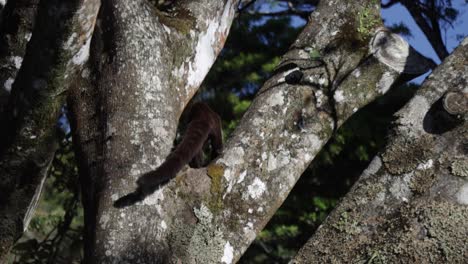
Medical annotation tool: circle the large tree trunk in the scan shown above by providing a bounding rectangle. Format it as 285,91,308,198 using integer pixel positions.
293,38,468,263
0,0,39,113
68,0,239,263
0,0,99,260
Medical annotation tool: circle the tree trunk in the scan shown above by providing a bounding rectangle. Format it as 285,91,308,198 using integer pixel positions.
293,37,467,263
0,0,100,260
67,0,239,263
0,0,39,113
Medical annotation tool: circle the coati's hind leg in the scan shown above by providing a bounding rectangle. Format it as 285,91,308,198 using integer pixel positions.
189,151,204,168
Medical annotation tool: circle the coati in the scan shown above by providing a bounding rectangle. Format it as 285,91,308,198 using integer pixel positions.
113,102,223,208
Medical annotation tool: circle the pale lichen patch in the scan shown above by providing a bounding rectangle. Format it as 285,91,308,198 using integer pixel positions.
389,172,413,201
246,177,267,199
188,204,227,263
252,117,263,127
99,214,111,229
24,32,32,41
318,77,327,86
267,91,285,107
352,68,361,78
334,90,345,102
81,68,90,78
305,134,322,153
362,156,382,179
65,33,77,50
194,203,213,222
267,153,278,171
149,119,169,138
237,170,247,183
376,71,395,94
219,147,245,167
111,194,119,201
221,242,234,264
416,159,433,170
462,37,468,46
450,156,468,177
10,56,23,69
187,1,234,89
243,221,256,241
267,150,291,172
3,78,14,92
456,183,468,205
316,90,324,106
142,188,164,209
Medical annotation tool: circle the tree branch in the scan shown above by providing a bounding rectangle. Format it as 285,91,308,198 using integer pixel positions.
293,37,468,263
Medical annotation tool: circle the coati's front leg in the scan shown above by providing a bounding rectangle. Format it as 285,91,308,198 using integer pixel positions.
113,102,223,208
209,115,223,158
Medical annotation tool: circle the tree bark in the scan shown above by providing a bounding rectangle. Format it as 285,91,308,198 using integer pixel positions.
0,0,39,113
67,0,239,263
2,0,457,262
0,0,100,260
71,0,438,263
293,37,467,263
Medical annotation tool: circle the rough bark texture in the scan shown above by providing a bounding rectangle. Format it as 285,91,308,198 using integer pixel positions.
67,0,239,263
0,0,5,21
0,0,39,113
87,0,437,263
293,38,468,263
0,0,100,260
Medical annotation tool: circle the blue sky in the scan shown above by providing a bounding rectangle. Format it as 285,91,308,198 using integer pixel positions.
382,1,468,62
381,1,468,83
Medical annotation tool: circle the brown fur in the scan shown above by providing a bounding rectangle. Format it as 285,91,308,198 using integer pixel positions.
114,102,222,208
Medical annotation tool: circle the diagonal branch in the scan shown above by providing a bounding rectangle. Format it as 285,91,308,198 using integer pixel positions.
293,37,468,263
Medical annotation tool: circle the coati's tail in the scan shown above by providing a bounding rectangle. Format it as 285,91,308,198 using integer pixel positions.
113,164,176,207
113,189,145,208
113,102,222,208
